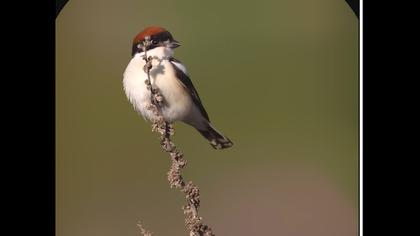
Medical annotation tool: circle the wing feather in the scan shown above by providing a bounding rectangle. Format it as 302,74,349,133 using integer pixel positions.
170,58,210,121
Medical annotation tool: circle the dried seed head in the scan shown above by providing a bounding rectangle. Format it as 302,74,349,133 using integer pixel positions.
140,34,215,236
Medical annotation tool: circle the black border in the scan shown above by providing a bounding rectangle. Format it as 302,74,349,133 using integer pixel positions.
6,1,55,235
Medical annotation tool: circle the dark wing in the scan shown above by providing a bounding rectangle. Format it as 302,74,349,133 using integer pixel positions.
170,58,210,121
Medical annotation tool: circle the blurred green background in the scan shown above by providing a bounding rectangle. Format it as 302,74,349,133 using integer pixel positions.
56,0,358,235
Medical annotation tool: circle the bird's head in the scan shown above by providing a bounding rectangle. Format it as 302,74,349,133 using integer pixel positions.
131,26,180,56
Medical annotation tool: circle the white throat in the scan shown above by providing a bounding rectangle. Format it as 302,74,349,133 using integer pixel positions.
136,46,174,60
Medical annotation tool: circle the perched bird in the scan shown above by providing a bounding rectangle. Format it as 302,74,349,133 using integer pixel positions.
123,26,233,149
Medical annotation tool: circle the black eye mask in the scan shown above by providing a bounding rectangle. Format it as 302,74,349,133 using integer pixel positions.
131,31,174,56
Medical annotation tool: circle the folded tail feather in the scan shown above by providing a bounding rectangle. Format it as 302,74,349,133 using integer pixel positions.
197,124,233,149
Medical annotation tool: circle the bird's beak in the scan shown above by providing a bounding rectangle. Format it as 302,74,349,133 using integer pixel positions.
168,40,181,49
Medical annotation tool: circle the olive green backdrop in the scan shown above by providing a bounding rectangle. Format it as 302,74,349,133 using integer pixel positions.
56,0,358,235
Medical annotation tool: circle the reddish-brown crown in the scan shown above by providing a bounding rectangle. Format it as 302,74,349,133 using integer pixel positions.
133,26,168,45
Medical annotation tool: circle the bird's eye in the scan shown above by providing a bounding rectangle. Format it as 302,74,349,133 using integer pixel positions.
152,40,158,44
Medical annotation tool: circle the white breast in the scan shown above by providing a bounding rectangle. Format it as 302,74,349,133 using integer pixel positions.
123,47,194,123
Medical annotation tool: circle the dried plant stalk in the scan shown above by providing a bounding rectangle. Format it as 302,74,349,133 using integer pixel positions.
137,221,153,236
139,36,215,236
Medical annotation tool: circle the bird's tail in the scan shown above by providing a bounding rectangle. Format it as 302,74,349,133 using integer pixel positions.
197,124,233,150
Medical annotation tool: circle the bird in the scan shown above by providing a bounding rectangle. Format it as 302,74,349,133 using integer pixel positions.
123,26,233,149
